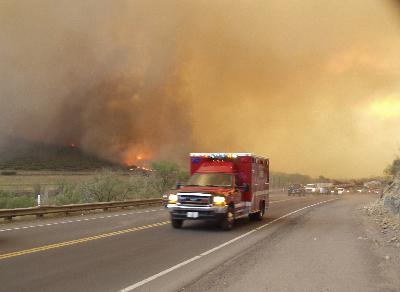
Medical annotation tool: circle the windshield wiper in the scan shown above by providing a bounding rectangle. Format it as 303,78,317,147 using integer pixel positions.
185,184,200,187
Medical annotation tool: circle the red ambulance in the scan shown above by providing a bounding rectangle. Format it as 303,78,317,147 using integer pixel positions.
167,153,269,230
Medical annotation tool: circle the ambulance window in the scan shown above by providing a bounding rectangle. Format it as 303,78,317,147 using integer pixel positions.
235,175,242,186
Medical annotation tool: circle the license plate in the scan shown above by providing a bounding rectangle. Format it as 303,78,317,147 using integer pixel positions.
187,212,199,218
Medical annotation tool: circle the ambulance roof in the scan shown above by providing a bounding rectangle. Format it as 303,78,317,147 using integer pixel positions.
190,153,269,160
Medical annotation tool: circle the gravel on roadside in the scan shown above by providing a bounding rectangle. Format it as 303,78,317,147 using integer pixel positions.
362,199,400,289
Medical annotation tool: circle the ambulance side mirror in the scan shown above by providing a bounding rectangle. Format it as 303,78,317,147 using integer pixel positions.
240,183,249,192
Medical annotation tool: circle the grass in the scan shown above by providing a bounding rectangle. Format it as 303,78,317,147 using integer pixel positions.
0,168,173,208
0,192,36,209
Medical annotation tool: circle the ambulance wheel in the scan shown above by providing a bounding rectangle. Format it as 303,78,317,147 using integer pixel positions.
250,201,265,221
220,206,235,231
172,219,183,229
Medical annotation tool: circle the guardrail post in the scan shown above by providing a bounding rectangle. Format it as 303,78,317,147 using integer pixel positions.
4,216,13,222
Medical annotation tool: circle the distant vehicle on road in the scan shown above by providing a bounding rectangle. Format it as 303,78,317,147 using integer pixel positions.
337,187,345,195
305,183,318,193
287,184,305,196
319,186,331,195
331,187,345,195
356,188,364,193
162,193,169,206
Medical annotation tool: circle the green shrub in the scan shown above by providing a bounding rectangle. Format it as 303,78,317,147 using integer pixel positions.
82,169,134,202
54,181,86,205
150,161,184,195
0,192,36,209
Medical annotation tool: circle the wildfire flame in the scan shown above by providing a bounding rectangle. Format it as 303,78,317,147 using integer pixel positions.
123,147,152,166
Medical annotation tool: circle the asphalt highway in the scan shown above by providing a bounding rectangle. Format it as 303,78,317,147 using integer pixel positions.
0,193,378,292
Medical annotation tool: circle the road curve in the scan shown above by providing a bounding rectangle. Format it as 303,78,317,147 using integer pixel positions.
0,194,345,292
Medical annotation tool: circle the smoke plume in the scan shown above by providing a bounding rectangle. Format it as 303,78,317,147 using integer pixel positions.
1,0,400,177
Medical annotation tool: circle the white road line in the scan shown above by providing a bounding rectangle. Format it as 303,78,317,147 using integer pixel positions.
120,198,338,292
270,198,300,204
0,208,166,233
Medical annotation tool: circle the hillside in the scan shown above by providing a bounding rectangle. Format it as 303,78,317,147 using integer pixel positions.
0,139,119,171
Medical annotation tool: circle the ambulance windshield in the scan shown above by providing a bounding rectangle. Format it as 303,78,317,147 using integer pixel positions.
186,173,233,188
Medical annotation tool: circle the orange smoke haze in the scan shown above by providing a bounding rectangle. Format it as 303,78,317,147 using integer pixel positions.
1,0,400,178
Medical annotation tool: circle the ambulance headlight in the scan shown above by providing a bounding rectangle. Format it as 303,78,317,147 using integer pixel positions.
213,196,226,205
168,194,178,204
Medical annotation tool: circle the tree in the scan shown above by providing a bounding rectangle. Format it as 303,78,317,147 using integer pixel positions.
317,175,330,183
82,169,131,202
384,157,400,177
150,161,183,195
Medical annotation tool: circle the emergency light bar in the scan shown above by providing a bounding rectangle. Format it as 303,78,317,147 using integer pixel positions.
190,153,252,159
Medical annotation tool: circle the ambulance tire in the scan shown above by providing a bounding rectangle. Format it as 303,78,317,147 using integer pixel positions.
172,219,183,229
250,201,265,221
220,206,235,231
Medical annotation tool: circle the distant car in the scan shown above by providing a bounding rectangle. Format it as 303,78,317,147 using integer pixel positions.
319,187,330,195
288,184,306,196
162,193,169,206
305,184,318,193
337,188,345,195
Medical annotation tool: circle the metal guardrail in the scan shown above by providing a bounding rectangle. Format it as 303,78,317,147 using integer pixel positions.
0,198,162,220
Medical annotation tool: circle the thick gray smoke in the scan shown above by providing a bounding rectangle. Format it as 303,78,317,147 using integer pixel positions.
0,1,193,164
1,0,400,177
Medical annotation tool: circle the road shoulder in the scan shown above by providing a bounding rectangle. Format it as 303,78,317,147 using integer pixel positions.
362,198,400,290
183,195,397,292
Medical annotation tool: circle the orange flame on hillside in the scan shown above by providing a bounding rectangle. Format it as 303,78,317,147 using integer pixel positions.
123,147,153,166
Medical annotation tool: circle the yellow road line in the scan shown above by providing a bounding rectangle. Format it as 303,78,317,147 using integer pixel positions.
0,220,171,261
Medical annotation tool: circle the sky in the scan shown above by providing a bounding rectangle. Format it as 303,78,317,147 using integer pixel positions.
0,0,400,178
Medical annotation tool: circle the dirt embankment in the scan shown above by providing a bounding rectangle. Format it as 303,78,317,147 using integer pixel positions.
363,174,400,286
382,174,400,215
364,173,400,245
